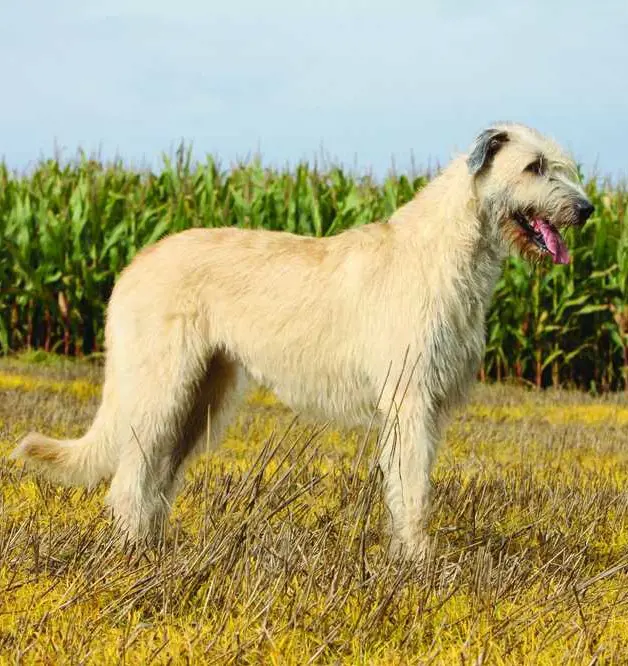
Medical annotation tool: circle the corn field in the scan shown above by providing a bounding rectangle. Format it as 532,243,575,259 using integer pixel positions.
0,147,626,390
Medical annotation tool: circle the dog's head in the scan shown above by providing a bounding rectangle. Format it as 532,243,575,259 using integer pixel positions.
467,123,593,264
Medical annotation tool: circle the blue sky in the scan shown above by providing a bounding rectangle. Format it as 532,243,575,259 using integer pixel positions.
2,1,627,178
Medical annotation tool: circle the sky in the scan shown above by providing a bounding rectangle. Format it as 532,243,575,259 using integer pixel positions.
1,1,627,178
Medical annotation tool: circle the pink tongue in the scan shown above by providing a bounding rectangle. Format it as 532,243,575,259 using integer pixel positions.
532,219,570,264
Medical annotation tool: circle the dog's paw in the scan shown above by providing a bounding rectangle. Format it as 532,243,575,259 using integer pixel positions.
386,532,431,564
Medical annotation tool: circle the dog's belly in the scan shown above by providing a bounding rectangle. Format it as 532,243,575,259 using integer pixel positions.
244,357,377,426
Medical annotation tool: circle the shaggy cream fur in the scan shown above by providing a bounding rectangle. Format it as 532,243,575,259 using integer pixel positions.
12,123,593,557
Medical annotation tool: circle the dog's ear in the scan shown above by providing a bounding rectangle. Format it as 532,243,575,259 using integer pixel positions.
467,129,509,175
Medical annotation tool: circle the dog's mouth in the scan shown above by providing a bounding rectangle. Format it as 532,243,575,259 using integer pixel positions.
514,212,570,265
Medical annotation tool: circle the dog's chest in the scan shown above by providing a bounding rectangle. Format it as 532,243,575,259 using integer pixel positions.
422,268,499,408
425,314,485,407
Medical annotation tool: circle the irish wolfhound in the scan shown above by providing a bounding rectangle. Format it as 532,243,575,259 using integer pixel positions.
12,123,593,557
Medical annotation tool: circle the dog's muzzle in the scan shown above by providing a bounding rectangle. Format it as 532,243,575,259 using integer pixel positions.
575,198,594,226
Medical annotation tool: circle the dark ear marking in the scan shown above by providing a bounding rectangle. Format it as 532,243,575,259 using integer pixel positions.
467,129,510,175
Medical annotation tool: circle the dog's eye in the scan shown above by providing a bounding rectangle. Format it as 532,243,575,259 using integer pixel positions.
525,158,544,176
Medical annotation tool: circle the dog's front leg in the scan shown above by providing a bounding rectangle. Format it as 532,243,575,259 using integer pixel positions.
378,404,439,560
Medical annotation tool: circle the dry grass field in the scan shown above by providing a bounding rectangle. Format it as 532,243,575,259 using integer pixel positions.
0,355,627,664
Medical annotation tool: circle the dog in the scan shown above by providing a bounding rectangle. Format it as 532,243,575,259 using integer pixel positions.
12,123,593,557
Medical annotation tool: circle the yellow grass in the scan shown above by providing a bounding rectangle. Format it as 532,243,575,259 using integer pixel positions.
0,360,627,664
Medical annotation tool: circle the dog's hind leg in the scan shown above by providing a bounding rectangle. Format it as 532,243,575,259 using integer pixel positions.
188,352,248,457
102,315,204,542
104,362,202,541
105,344,246,543
155,351,248,517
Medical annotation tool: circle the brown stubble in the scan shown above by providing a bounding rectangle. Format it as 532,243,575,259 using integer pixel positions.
1,360,627,663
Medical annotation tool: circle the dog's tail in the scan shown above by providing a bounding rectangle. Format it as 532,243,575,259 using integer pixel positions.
11,384,118,488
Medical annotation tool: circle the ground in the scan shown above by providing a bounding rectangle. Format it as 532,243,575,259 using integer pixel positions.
0,355,627,665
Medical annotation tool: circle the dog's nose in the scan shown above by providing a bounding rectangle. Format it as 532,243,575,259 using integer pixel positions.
576,199,594,225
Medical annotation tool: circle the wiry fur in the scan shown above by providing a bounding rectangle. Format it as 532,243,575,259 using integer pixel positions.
11,123,592,557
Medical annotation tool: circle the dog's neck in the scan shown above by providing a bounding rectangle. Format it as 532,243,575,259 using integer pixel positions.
388,156,504,315
390,156,503,265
